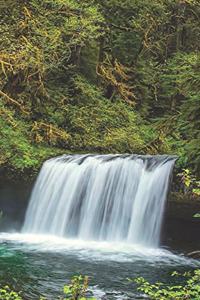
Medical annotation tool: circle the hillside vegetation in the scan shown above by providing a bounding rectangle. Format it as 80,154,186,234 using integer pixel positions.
0,0,199,177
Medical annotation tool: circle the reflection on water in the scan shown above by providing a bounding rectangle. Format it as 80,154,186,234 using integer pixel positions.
0,233,199,299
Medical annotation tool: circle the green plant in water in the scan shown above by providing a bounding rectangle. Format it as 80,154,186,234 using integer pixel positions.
134,269,200,300
63,275,96,300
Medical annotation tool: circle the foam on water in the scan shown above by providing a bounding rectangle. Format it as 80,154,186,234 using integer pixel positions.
0,233,198,267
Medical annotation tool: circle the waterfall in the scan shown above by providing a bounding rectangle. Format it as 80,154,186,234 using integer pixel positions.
23,154,176,247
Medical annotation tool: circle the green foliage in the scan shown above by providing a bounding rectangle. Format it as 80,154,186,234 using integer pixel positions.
0,103,63,172
0,286,22,300
0,0,199,176
62,75,155,153
135,269,200,300
63,275,95,300
156,52,200,175
177,168,200,195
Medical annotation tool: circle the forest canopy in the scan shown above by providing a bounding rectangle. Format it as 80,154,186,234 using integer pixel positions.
0,0,199,176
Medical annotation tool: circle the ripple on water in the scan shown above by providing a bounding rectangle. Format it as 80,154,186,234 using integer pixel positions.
0,233,199,300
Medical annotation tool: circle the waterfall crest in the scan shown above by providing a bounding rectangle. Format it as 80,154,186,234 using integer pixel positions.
23,154,176,247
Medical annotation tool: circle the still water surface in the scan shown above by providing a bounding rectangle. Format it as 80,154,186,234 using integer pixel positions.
0,234,199,299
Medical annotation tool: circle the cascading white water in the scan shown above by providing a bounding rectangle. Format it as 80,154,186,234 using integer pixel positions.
23,154,176,247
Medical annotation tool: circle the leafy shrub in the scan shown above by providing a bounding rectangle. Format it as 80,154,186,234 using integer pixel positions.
0,286,22,300
63,275,96,300
135,269,200,300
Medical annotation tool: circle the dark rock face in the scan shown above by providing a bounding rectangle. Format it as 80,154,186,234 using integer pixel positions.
161,216,200,252
0,179,32,231
166,192,200,220
161,192,200,252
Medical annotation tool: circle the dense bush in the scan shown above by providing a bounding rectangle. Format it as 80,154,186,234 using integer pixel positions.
0,0,199,177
